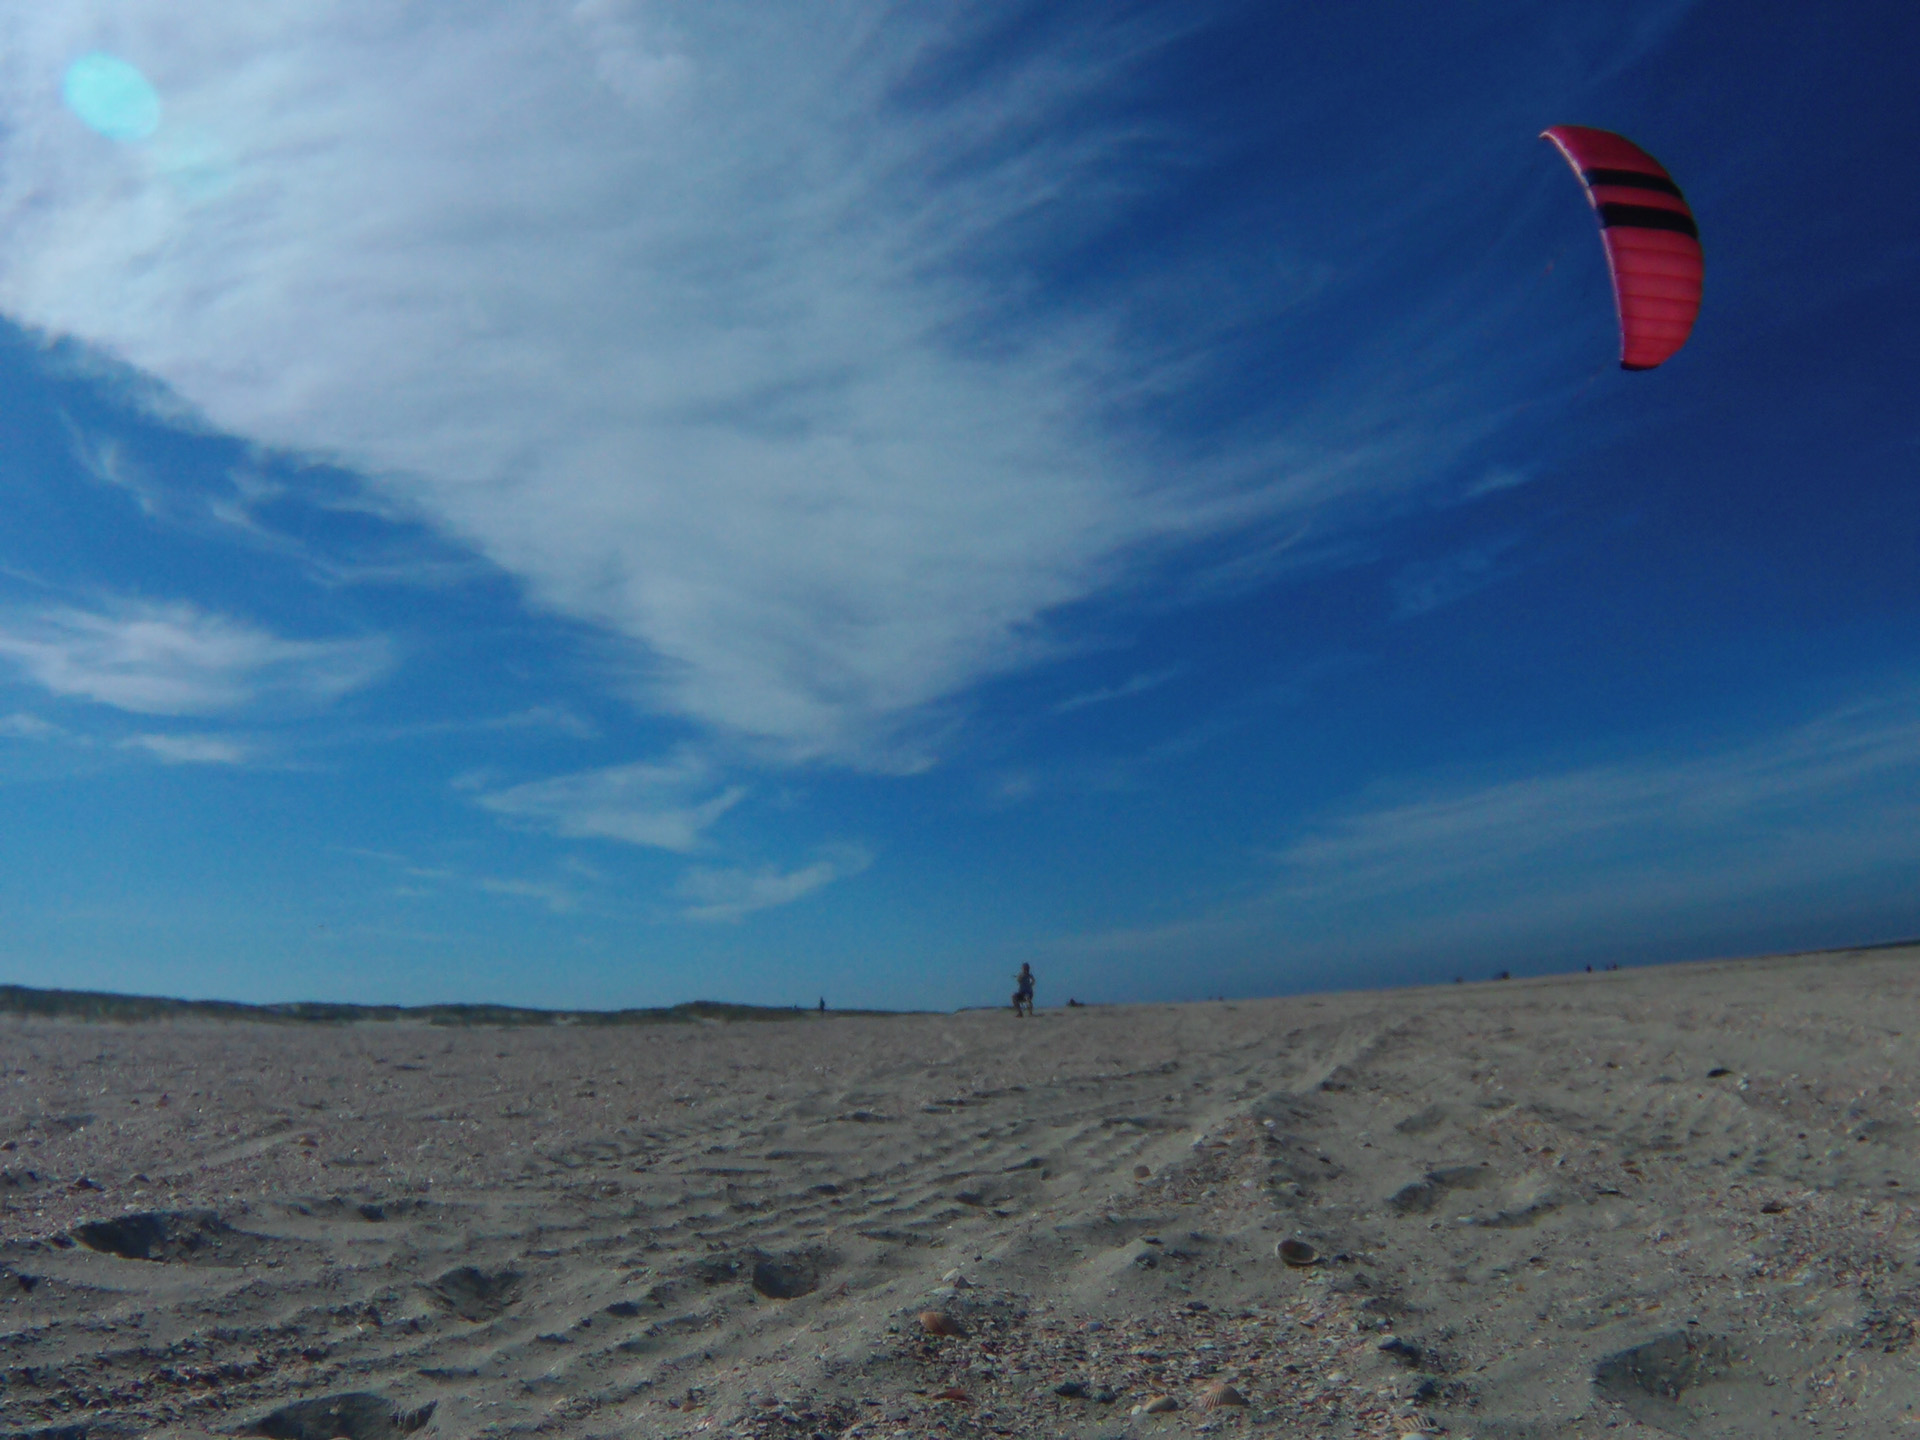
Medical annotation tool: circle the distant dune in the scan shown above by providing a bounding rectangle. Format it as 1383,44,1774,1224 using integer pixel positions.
2,944,1916,1438
0,983,897,1027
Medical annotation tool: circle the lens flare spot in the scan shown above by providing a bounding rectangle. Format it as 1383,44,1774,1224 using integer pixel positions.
62,52,161,142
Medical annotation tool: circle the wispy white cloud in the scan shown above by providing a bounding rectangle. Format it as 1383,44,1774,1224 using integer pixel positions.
0,599,391,715
1060,684,1920,972
1272,691,1920,903
487,705,598,739
352,704,601,747
0,4,1557,765
476,876,579,915
117,731,248,764
66,420,490,593
675,844,871,923
341,846,581,914
1052,668,1180,715
1389,532,1528,619
476,747,746,852
1459,465,1533,501
68,428,166,516
0,712,65,741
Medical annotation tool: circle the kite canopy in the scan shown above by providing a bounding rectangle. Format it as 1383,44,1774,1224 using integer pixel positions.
1542,125,1703,371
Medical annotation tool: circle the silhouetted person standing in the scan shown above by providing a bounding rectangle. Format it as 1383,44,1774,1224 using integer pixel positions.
1012,963,1035,1017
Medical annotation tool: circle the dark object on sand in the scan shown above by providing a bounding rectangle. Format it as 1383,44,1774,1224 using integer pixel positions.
250,1393,436,1440
426,1265,523,1321
73,1210,233,1263
1378,1335,1424,1368
750,1249,827,1299
1277,1238,1319,1267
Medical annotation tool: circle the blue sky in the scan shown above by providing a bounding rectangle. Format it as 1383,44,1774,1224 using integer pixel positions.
1,2,1915,1010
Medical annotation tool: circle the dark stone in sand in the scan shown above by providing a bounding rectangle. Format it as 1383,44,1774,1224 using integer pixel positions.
426,1265,523,1321
1387,1164,1495,1215
691,1255,742,1284
1393,1104,1448,1135
1377,1335,1424,1368
71,1210,230,1262
1387,1180,1441,1214
751,1249,827,1299
355,1197,432,1223
248,1393,435,1440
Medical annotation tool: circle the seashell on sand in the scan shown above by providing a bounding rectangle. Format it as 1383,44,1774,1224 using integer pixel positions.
1198,1381,1249,1410
1277,1238,1319,1267
1137,1394,1180,1414
918,1309,963,1336
930,1386,971,1402
1133,1164,1151,1178
940,1268,971,1287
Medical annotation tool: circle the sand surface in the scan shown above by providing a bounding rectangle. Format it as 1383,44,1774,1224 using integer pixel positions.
3,947,1918,1439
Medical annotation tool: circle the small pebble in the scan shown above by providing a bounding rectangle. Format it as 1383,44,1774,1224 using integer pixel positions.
918,1309,962,1336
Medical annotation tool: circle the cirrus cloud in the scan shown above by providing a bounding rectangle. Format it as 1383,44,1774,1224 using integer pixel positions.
0,3,1510,767
0,599,390,716
118,731,250,765
475,747,747,853
675,844,872,923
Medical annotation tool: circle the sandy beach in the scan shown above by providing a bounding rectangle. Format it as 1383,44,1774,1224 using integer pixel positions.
3,946,1917,1439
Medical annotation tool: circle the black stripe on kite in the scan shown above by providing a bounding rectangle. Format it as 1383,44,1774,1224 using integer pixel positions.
1582,167,1685,198
1597,202,1699,238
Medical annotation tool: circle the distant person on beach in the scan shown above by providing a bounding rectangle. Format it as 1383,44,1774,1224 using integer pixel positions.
818,997,826,1013
1012,963,1035,1017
